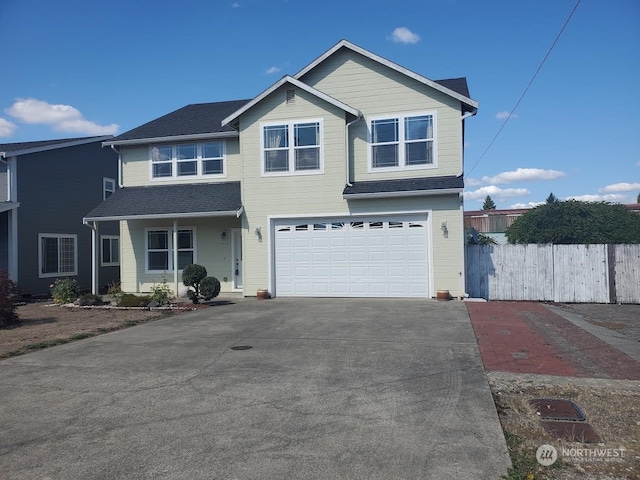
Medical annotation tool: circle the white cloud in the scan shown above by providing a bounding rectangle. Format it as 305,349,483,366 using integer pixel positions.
465,177,482,186
6,98,118,135
390,27,420,44
598,182,640,193
495,111,518,120
482,168,565,185
265,66,281,75
510,202,544,209
464,185,530,201
0,117,17,137
566,193,626,203
231,1,240,6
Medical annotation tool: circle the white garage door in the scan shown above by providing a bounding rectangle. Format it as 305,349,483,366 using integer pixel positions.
274,215,429,297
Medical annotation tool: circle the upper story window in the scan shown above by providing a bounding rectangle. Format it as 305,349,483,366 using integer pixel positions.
369,112,436,171
262,119,323,176
150,142,225,180
103,177,116,200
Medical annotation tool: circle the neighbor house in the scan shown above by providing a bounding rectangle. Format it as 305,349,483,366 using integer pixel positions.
0,136,119,296
84,40,478,298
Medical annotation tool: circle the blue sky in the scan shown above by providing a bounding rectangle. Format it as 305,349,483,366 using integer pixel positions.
1,0,638,208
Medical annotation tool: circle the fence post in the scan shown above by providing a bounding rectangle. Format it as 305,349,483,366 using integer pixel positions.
607,244,616,304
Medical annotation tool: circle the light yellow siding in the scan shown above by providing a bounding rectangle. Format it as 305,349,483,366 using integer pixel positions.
119,218,240,294
120,138,243,187
299,48,464,181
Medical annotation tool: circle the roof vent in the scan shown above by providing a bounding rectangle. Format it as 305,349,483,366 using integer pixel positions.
286,89,296,104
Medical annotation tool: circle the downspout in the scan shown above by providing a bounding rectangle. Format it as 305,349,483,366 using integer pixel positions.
460,108,477,298
344,112,362,187
84,219,99,295
110,145,122,188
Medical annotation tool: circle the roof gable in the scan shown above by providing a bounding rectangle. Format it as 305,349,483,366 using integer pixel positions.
294,40,478,112
222,76,360,129
105,100,250,146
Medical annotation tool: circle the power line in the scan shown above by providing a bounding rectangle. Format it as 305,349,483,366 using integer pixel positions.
465,0,582,178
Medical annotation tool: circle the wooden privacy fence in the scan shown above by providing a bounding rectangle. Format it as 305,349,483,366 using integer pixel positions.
465,244,640,303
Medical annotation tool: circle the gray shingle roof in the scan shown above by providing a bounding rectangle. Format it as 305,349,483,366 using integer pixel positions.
434,78,470,99
343,176,464,196
110,100,251,143
84,182,242,220
0,136,108,155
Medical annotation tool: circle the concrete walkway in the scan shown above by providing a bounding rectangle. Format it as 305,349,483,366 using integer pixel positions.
0,298,510,479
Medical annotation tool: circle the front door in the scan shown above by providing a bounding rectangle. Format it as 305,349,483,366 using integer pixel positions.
231,229,243,291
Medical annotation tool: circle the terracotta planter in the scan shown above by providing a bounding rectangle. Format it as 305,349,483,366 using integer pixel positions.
256,289,269,299
436,290,451,301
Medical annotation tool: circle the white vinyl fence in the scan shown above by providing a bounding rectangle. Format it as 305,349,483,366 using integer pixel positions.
466,244,640,303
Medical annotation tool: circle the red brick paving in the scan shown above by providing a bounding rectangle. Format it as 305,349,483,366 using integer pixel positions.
466,302,640,380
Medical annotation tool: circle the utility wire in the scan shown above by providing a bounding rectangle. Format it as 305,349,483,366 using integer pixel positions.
465,0,582,178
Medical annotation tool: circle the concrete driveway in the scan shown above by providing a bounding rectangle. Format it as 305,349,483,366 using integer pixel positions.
0,298,510,479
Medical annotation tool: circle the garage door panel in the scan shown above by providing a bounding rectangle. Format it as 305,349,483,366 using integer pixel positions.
275,215,430,298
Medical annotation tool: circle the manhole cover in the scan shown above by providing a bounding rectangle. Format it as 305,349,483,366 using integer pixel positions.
541,421,602,443
230,345,253,351
529,398,586,421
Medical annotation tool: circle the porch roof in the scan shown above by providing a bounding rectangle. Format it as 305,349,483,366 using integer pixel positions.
342,175,464,199
83,182,242,222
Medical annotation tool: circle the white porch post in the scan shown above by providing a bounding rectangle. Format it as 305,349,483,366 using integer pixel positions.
91,222,99,295
173,219,178,297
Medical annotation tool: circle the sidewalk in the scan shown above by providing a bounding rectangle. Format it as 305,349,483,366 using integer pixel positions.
466,301,640,380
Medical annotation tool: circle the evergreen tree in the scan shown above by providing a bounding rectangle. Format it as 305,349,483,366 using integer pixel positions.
482,195,496,210
546,192,558,204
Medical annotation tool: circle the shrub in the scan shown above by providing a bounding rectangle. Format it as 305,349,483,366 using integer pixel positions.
77,293,104,306
150,274,174,306
107,280,122,303
0,270,19,328
182,264,208,304
50,278,79,304
200,277,221,301
117,293,151,307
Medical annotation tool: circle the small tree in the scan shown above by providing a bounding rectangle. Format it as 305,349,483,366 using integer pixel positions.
182,264,208,303
482,195,496,210
546,192,558,204
0,270,19,328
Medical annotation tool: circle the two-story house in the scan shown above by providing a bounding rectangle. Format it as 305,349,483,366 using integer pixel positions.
1,136,119,296
84,40,478,299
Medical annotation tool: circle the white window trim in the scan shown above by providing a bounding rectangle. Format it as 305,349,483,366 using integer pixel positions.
367,111,437,173
260,118,324,177
144,227,197,273
38,233,78,278
149,142,227,181
100,235,120,267
103,177,116,200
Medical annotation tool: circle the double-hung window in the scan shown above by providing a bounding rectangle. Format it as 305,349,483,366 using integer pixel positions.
101,235,120,267
150,142,225,179
103,177,115,200
262,120,322,175
38,234,77,277
370,112,435,170
146,228,195,272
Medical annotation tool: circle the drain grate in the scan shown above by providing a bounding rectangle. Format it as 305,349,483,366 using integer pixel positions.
529,398,586,421
230,345,253,351
541,421,602,443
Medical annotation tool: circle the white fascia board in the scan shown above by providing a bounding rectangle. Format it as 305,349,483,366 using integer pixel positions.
83,209,240,223
222,75,360,128
343,188,463,200
103,131,238,147
294,39,479,110
1,136,114,158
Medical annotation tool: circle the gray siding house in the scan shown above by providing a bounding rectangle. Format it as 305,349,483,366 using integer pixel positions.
0,136,119,296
